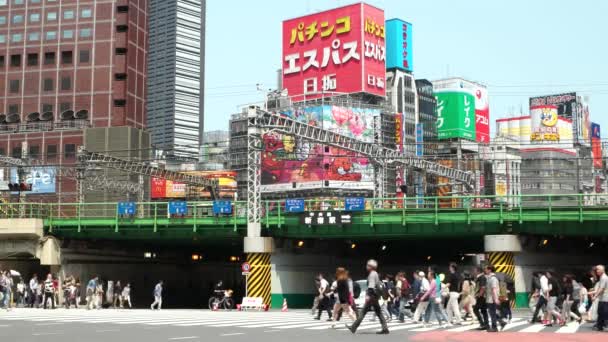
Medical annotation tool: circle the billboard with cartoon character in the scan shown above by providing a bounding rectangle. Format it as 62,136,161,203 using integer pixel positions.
261,105,377,192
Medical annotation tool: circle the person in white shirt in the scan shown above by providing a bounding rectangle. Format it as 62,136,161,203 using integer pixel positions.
593,265,608,331
531,272,549,323
314,274,332,320
413,271,431,322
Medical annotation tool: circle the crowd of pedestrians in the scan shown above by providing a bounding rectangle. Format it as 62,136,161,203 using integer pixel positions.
311,261,608,335
0,270,133,310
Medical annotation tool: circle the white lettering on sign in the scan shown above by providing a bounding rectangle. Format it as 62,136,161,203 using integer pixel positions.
283,39,361,76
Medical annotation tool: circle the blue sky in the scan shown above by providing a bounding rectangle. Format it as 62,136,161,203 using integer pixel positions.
204,0,608,137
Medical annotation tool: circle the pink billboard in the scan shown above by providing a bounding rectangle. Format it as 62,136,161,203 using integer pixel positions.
282,3,386,100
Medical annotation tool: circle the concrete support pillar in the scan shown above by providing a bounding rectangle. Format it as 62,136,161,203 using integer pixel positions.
246,253,271,306
484,235,527,308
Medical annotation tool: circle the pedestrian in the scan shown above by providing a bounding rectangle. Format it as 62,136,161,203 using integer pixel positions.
460,272,475,320
592,265,607,332
151,280,163,310
472,266,489,330
122,283,132,308
74,278,81,308
395,272,413,322
330,268,356,328
380,274,395,322
544,271,565,326
412,271,430,322
347,259,389,334
562,274,581,323
314,273,332,321
445,263,463,325
484,265,506,332
42,273,55,309
86,276,99,310
113,281,122,308
95,281,104,309
28,274,40,308
63,275,75,309
16,278,25,307
311,277,320,316
531,271,549,323
0,270,11,311
421,270,450,328
498,279,512,323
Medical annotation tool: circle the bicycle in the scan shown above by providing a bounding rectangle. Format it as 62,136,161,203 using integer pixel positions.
208,289,234,310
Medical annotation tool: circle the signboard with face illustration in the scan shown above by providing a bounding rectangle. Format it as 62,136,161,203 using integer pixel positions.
261,105,378,192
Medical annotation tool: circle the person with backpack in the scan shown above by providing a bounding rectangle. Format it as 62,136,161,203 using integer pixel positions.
380,274,396,321
473,266,489,330
395,272,412,322
498,279,512,323
484,266,506,332
346,259,389,335
413,271,430,322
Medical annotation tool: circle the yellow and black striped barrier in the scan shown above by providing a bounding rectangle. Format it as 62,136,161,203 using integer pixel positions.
246,253,271,306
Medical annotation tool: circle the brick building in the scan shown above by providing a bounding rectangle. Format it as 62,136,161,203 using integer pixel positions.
0,0,148,203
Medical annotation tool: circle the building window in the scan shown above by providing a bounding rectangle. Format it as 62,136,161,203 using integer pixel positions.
114,99,126,107
62,29,73,39
64,144,76,159
79,28,92,38
61,51,72,64
114,73,127,81
79,50,90,63
44,52,55,65
116,5,128,13
59,102,70,111
61,77,71,91
46,144,57,159
28,32,40,41
63,10,74,20
0,34,5,43
0,16,6,25
13,14,23,24
27,53,37,65
0,56,4,66
11,146,21,159
31,0,41,3
43,78,53,91
115,47,127,55
14,0,24,4
42,103,53,113
0,148,5,156
10,54,21,67
47,12,57,21
11,33,22,42
0,0,5,5
45,31,57,40
28,145,40,158
29,13,40,22
9,79,19,93
7,105,19,115
116,25,128,33
81,8,92,18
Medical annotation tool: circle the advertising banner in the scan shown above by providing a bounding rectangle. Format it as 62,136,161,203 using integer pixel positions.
530,92,589,145
433,78,489,143
395,112,405,194
415,123,424,156
261,105,376,192
435,91,476,140
10,167,56,194
530,105,560,143
151,171,237,199
282,3,386,99
592,123,602,169
385,19,412,72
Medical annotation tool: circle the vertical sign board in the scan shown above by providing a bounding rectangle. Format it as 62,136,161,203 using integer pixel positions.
385,18,413,72
395,113,404,195
435,91,476,140
592,123,602,169
282,3,386,100
415,123,424,156
285,199,305,213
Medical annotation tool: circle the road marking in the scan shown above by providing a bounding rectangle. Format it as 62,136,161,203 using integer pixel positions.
501,320,530,331
35,322,65,326
32,332,64,336
445,323,483,332
95,329,121,333
221,333,245,337
263,330,281,333
518,324,547,333
0,324,11,327
168,337,199,341
556,322,580,333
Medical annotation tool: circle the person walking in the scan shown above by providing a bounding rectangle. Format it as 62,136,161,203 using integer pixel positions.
151,280,163,310
485,266,506,332
42,273,55,309
122,283,132,308
0,271,11,311
395,272,412,322
562,275,581,323
86,276,99,310
531,271,549,323
113,281,123,308
593,265,608,332
473,267,489,330
314,274,332,321
460,272,475,321
446,263,463,325
347,259,389,335
422,270,450,328
28,274,40,308
330,268,357,328
16,278,25,307
412,271,430,322
544,271,565,326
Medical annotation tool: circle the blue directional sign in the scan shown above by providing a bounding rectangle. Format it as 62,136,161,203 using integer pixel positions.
285,199,305,213
213,200,233,215
117,202,136,215
168,201,188,215
345,197,365,212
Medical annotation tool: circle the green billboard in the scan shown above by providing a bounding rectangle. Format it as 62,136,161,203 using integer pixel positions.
435,91,476,140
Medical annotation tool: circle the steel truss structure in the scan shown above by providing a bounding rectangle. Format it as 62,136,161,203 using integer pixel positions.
246,108,475,225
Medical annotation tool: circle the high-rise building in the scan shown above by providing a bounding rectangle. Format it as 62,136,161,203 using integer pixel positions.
148,0,205,157
0,0,149,202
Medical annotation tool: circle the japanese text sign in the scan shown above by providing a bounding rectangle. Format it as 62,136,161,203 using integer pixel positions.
282,3,386,99
385,19,412,72
435,91,476,140
285,199,305,213
213,200,233,215
344,197,365,211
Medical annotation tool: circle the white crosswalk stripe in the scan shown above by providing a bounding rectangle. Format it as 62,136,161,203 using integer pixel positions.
0,309,589,334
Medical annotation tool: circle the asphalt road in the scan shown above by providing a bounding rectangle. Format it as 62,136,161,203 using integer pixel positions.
0,309,605,342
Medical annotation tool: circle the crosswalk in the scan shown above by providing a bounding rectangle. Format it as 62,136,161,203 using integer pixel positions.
0,309,595,334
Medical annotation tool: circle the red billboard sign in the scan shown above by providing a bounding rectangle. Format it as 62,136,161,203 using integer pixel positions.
282,3,386,100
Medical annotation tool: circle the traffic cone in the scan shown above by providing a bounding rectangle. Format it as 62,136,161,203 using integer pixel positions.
281,298,288,312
